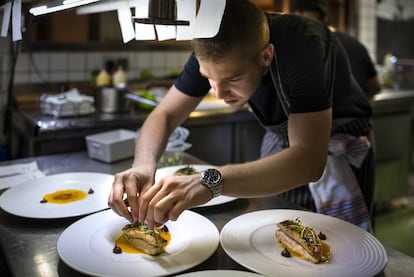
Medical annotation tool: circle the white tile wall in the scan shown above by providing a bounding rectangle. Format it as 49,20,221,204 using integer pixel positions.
12,50,192,85
356,0,378,63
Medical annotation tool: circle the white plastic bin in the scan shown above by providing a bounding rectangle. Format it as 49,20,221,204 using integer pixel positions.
85,129,136,163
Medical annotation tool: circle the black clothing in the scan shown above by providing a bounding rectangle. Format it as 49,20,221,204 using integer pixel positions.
175,14,372,129
175,13,374,219
335,32,378,95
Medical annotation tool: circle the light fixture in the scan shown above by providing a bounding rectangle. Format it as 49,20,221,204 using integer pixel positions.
29,0,226,42
134,0,189,26
29,0,100,16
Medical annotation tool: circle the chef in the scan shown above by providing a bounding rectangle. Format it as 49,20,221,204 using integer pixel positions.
109,0,374,231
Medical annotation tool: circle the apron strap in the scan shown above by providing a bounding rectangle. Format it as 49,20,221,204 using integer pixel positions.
269,49,290,117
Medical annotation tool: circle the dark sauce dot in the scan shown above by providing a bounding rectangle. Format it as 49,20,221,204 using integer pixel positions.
318,231,327,240
113,244,122,254
162,225,169,233
281,247,291,257
40,198,47,204
88,188,94,194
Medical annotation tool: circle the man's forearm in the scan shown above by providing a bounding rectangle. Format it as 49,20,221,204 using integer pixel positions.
132,111,172,170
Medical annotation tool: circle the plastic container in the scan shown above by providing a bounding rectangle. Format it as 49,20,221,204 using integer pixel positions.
85,129,136,163
94,86,128,113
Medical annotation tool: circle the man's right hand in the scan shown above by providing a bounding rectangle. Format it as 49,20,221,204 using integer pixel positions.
108,166,155,222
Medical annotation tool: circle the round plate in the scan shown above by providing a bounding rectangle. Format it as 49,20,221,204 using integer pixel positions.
155,165,236,207
176,270,263,277
220,209,388,277
0,172,113,219
57,209,219,277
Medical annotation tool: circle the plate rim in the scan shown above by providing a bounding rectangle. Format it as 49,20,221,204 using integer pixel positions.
57,209,220,277
0,172,114,219
220,209,388,277
175,270,263,277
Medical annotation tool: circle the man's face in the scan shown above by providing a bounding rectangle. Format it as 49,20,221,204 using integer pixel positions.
198,53,264,108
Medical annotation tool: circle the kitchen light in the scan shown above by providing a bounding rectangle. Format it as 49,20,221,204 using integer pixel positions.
29,0,99,16
29,0,225,41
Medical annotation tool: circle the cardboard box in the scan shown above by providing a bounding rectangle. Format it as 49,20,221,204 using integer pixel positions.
86,129,136,163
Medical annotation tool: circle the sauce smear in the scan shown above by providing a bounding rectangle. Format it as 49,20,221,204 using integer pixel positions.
42,189,88,204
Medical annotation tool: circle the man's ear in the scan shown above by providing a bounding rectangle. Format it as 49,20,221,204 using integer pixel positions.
262,43,274,66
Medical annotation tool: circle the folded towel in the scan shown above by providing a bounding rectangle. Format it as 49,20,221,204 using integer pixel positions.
0,161,45,190
309,134,372,231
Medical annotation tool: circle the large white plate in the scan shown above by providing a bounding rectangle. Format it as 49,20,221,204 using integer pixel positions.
220,209,388,277
57,209,219,277
155,165,237,207
0,172,113,219
176,270,263,277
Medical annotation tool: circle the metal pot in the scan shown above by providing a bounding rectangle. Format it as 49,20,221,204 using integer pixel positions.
94,86,128,113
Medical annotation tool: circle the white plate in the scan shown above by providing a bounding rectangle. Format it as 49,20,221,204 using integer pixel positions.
176,270,263,277
155,165,237,207
57,209,219,277
220,209,388,277
0,172,113,219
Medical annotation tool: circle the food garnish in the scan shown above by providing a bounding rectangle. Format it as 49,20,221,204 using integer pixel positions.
275,218,331,263
173,165,198,176
114,222,171,256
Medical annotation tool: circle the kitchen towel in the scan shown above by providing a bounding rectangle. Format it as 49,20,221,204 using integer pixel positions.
0,161,45,190
309,134,372,231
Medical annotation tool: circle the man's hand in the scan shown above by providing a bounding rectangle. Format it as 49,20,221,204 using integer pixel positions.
138,174,212,228
108,166,154,222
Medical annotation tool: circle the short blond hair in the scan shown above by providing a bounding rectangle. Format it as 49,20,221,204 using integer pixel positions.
192,0,269,62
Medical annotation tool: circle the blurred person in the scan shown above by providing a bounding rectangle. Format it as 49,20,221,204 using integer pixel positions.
291,0,381,99
109,0,374,231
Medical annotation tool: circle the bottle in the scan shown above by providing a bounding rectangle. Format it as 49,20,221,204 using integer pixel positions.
113,66,127,87
96,69,111,87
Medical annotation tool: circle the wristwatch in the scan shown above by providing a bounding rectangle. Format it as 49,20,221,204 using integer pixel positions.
200,168,223,198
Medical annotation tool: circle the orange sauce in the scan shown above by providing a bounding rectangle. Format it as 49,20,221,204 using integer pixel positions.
115,227,171,254
42,189,88,204
278,241,332,263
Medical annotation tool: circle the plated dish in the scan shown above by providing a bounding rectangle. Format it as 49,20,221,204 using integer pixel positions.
155,165,237,207
0,172,113,219
176,270,263,277
220,209,387,277
57,209,219,277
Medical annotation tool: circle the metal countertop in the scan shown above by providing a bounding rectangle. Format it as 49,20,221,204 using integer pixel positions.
0,152,413,276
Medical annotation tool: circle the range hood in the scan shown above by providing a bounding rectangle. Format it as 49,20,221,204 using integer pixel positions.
28,0,226,41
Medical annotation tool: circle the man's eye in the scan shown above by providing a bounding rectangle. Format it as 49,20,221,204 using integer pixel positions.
230,77,241,82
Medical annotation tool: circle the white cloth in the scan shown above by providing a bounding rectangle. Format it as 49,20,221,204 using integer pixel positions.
309,135,372,231
0,161,45,190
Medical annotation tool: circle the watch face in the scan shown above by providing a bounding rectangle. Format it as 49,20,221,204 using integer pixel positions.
202,169,222,184
200,169,222,198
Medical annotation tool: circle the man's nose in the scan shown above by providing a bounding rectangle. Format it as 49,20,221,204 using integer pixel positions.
211,82,228,99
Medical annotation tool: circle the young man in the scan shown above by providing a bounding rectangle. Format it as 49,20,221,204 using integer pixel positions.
108,0,374,230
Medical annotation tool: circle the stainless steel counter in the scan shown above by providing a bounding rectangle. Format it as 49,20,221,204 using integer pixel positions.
1,152,414,276
10,107,264,165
